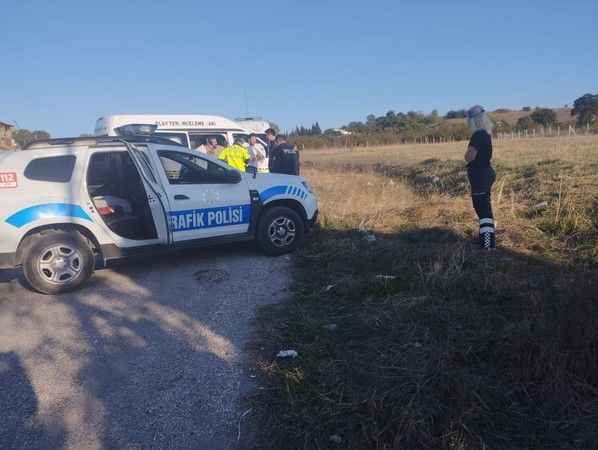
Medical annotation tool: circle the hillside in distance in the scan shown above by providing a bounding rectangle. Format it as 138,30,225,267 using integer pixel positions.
446,107,575,126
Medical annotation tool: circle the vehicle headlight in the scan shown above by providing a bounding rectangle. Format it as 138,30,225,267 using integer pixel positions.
301,181,313,193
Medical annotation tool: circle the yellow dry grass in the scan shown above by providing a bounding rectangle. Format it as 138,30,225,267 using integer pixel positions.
302,135,598,168
251,135,598,449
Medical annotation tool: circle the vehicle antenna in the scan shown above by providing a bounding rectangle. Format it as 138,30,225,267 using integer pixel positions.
244,88,249,117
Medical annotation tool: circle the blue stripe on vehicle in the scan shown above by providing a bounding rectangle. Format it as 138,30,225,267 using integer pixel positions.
260,185,288,202
260,185,308,203
169,204,251,232
5,203,93,228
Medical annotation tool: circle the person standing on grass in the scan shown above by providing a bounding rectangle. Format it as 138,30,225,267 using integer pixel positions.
464,105,496,249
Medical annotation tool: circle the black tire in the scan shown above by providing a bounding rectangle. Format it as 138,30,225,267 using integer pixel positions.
21,230,95,295
257,206,305,256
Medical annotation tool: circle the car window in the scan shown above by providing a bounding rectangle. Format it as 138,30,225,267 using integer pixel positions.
87,151,142,190
155,132,189,147
188,134,228,152
158,151,230,185
232,133,250,143
24,155,76,182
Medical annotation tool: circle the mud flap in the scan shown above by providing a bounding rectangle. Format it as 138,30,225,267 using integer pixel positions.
248,190,262,237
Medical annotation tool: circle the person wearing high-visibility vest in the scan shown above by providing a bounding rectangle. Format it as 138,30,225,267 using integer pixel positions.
218,137,250,172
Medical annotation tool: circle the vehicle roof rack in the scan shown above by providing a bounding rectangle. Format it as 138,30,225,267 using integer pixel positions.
23,135,184,150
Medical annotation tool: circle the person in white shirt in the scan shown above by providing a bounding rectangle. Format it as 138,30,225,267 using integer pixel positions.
247,133,268,173
197,136,223,157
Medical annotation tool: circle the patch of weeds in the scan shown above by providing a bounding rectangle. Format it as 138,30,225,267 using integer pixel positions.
248,165,598,450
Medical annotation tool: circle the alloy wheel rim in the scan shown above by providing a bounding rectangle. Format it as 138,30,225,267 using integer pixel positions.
37,244,82,285
268,217,296,248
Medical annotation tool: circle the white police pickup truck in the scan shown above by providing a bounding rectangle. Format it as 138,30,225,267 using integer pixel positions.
0,131,317,294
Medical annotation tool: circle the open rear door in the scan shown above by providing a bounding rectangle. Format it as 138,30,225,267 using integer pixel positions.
126,145,173,245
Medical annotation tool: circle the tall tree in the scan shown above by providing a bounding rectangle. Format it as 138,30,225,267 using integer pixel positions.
572,93,598,126
530,108,557,126
516,116,534,130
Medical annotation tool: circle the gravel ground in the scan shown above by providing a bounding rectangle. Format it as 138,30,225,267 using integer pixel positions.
0,244,292,449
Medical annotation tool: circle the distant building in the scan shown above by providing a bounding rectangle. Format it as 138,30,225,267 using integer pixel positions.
332,128,352,136
0,121,16,150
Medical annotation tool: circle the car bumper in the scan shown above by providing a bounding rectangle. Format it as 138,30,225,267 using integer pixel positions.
307,210,319,228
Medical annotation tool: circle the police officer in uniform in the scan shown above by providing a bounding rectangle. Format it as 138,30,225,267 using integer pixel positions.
464,105,496,249
265,128,277,156
269,135,299,175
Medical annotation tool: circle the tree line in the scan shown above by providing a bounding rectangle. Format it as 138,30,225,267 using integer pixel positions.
289,122,322,137
12,129,51,148
290,93,598,149
10,94,598,150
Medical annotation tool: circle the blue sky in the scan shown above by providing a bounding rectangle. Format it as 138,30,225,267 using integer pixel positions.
1,1,596,136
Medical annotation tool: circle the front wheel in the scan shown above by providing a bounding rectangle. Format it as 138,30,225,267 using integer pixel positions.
21,230,95,294
257,207,305,256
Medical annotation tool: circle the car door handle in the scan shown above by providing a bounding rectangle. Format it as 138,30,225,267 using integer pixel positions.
174,194,189,200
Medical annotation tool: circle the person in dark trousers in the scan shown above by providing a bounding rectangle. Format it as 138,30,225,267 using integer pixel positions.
265,128,277,157
464,105,496,249
269,135,300,175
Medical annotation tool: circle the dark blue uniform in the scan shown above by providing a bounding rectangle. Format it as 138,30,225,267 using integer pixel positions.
269,143,299,175
467,130,496,249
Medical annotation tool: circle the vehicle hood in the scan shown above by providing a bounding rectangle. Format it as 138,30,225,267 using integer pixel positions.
243,172,305,191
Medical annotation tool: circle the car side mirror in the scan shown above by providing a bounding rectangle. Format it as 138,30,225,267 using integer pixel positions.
226,169,242,184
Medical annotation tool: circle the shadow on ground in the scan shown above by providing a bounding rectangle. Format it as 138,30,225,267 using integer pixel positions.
0,351,65,449
0,241,289,450
249,226,598,450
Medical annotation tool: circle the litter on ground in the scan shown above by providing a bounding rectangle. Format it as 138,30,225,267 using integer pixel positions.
276,350,298,358
376,274,397,280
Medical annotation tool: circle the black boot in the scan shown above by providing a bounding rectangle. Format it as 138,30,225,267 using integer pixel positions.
479,218,495,250
480,231,492,249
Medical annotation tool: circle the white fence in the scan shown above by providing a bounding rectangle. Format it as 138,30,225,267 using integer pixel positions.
496,124,595,140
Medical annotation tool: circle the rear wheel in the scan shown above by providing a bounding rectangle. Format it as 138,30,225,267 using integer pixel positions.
21,230,95,294
257,206,305,256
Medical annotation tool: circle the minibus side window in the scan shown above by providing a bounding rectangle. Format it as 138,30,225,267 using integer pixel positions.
188,133,227,151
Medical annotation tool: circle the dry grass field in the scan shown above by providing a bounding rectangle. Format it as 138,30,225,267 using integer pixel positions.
302,135,598,167
250,136,598,449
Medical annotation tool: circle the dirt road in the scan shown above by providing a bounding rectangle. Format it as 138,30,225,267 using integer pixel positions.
0,244,291,449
